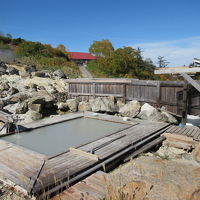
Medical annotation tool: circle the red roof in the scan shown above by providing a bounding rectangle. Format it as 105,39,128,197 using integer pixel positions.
68,52,96,60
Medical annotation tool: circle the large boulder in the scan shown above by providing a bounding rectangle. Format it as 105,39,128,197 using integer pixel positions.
66,99,78,112
138,103,162,121
53,69,66,79
119,100,141,118
161,111,178,124
78,101,92,112
89,96,118,113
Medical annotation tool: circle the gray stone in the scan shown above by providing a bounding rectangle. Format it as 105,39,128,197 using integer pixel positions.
7,93,29,104
89,96,118,113
119,100,141,118
24,64,36,73
33,71,49,78
66,99,78,112
7,87,19,95
7,66,19,75
53,69,66,79
57,102,69,112
161,111,178,124
16,102,28,114
3,103,20,114
138,103,162,121
26,110,42,121
0,62,7,75
78,101,92,112
28,103,42,113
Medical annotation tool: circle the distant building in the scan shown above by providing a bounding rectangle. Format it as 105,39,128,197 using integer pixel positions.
68,52,96,65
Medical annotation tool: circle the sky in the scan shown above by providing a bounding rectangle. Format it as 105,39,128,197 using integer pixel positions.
1,0,200,66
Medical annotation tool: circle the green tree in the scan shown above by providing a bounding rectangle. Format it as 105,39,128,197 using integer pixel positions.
89,39,114,57
56,44,67,53
157,56,169,68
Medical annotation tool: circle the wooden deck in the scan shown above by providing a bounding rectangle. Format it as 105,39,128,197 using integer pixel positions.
166,125,200,141
51,171,109,200
0,112,171,199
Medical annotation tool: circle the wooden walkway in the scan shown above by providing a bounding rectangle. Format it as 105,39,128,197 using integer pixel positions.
0,112,170,199
166,125,200,141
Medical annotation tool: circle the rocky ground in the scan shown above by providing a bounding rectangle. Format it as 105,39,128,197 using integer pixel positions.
105,135,200,200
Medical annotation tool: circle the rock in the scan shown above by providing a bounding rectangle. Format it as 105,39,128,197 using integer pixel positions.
193,144,200,164
119,100,141,118
161,111,178,124
66,99,78,112
89,96,118,113
7,93,29,104
33,70,50,78
26,110,42,121
0,82,10,91
78,101,92,112
28,104,42,113
138,103,161,121
54,92,68,102
16,101,28,114
7,66,19,75
57,102,69,112
117,100,125,109
0,62,7,75
0,100,5,110
3,103,20,114
53,69,66,79
24,64,36,73
7,87,19,96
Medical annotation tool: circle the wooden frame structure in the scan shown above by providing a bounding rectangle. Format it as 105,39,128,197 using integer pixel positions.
0,112,171,199
155,67,200,124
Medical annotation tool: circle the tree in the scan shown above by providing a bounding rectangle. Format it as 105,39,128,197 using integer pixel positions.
6,33,12,38
89,40,114,57
157,56,169,68
56,44,67,53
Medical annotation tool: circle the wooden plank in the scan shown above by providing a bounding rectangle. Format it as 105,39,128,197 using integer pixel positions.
181,73,200,92
69,147,99,161
155,67,200,74
181,81,188,125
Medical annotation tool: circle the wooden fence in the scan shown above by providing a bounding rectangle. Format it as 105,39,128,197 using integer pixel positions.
66,78,200,115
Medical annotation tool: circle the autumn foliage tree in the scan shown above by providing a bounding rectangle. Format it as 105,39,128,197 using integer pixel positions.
87,41,157,79
89,40,114,57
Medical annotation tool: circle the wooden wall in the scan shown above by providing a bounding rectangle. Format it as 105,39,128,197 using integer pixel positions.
66,78,199,115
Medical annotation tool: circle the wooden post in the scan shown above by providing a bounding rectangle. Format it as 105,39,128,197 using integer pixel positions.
123,84,126,103
92,82,96,98
156,81,161,108
181,80,188,125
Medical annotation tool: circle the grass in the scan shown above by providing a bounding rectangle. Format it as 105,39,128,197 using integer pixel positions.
18,56,81,78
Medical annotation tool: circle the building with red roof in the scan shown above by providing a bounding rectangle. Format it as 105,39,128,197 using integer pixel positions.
68,52,96,65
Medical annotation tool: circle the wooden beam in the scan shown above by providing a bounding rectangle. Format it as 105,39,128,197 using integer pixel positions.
180,73,200,93
69,147,99,161
154,67,200,74
181,80,188,125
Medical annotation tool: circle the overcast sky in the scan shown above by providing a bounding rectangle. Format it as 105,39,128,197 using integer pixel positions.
1,0,200,66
